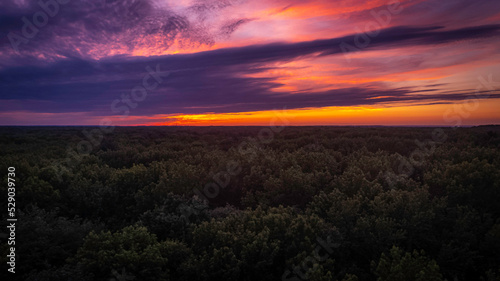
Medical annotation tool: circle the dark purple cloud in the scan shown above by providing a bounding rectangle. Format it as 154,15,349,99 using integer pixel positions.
0,24,499,117
0,0,251,68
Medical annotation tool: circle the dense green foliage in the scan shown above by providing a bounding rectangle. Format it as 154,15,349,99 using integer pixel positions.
0,126,499,280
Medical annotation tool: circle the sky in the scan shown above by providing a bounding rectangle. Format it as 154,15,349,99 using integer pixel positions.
0,0,499,126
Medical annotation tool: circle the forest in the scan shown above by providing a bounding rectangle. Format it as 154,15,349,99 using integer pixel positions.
0,125,499,281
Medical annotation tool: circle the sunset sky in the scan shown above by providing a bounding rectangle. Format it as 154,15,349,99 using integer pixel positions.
0,0,499,126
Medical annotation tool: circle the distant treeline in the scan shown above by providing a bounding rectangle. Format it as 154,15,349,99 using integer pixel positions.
0,126,499,280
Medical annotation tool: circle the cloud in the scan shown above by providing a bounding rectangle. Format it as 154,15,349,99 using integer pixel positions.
1,23,499,119
219,18,255,37
0,0,253,64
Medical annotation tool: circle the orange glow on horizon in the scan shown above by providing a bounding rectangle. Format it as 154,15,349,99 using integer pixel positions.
129,99,500,127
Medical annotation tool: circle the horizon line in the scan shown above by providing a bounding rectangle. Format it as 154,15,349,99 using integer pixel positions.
1,124,499,128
